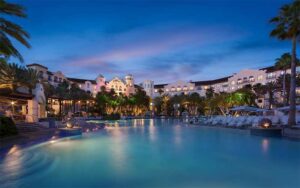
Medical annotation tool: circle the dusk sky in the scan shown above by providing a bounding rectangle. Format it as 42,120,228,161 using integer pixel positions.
13,0,299,84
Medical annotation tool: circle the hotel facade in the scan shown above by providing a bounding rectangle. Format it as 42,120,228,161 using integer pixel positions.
2,62,299,123
142,66,300,108
26,64,136,97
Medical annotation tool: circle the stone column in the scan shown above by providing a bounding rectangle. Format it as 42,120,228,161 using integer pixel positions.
26,99,39,122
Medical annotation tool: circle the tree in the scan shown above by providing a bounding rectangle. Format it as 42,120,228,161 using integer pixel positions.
205,87,215,99
0,59,38,92
270,0,300,125
54,81,69,117
69,83,92,113
274,53,299,105
253,83,277,109
0,0,30,62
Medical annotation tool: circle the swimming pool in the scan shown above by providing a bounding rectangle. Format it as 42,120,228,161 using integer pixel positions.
1,119,299,188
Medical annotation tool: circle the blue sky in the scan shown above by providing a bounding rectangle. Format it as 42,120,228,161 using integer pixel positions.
12,0,298,83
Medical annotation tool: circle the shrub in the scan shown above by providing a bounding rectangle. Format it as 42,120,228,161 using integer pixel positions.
0,116,18,137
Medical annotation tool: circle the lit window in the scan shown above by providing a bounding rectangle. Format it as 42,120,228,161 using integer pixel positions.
155,89,158,92
177,87,181,91
231,81,235,85
258,75,263,81
189,87,194,90
166,89,169,92
237,79,242,84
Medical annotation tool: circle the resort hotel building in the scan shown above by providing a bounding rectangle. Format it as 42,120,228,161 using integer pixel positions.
0,63,138,123
27,63,136,97
142,66,300,108
1,62,299,123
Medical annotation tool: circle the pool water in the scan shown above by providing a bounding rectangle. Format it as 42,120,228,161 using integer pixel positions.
1,119,300,188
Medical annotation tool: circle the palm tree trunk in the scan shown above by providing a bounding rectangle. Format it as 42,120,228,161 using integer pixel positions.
283,70,287,105
288,36,297,126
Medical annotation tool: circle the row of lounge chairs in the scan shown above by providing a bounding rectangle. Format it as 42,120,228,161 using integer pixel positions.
203,115,291,127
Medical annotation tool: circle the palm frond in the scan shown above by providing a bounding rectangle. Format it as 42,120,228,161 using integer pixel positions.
0,0,26,17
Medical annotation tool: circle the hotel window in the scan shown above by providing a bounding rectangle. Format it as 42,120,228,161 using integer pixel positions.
155,89,158,93
237,79,242,84
59,78,62,82
249,76,255,82
87,83,90,88
166,89,169,92
171,87,175,92
231,81,235,85
48,75,52,81
54,76,58,82
183,86,188,91
189,87,194,90
177,87,182,91
267,73,276,79
258,75,263,81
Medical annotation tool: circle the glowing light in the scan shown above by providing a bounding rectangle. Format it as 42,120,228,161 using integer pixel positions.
263,122,270,128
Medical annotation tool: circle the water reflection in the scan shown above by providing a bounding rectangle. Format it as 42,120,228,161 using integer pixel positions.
261,138,269,154
108,127,127,172
0,145,23,182
148,120,157,142
173,125,182,147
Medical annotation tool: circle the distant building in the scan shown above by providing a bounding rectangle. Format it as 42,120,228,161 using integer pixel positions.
142,66,300,109
26,64,137,97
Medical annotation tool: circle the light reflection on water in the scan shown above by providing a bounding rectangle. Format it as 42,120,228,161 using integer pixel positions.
0,119,300,188
262,138,269,154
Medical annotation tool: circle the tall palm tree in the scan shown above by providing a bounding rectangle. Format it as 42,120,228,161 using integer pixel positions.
275,53,292,105
270,0,300,125
275,53,300,105
0,0,30,62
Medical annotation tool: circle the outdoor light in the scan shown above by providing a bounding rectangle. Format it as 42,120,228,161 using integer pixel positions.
66,122,73,128
11,101,15,105
263,122,270,129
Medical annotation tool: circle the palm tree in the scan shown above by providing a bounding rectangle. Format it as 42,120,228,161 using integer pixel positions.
0,0,30,62
270,0,300,125
0,60,38,92
274,53,300,105
253,83,277,109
